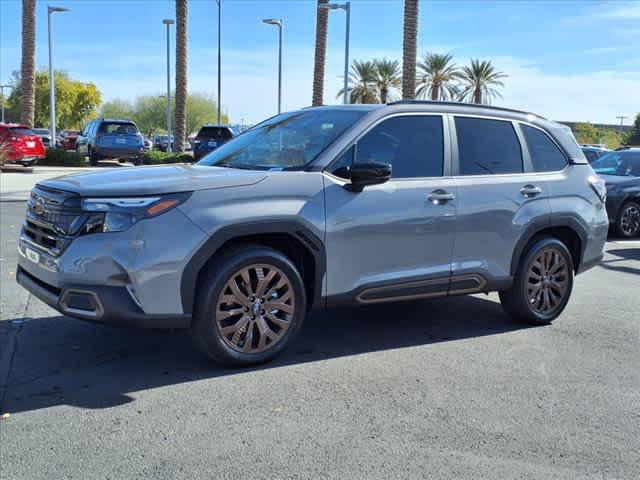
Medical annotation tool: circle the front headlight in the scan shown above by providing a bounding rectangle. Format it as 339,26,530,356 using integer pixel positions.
81,192,191,233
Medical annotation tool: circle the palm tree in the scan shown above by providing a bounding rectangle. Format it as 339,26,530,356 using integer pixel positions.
337,60,377,104
373,59,401,104
312,0,329,106
401,0,419,99
20,0,36,127
416,53,460,101
174,0,188,152
458,59,507,104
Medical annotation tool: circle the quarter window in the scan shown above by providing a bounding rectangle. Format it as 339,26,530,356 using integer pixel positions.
455,117,523,175
522,125,567,172
355,116,444,178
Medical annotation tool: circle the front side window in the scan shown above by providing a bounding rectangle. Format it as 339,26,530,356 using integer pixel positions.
522,125,567,172
455,117,523,175
355,115,444,178
198,109,366,170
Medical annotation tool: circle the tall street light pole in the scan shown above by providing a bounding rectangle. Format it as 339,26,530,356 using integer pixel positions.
48,5,69,143
0,84,14,123
319,2,350,105
216,0,222,125
163,19,175,153
616,115,628,133
262,19,283,114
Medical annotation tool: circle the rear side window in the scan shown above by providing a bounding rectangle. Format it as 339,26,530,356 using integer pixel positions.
455,117,523,175
198,127,233,140
355,115,444,178
522,125,567,172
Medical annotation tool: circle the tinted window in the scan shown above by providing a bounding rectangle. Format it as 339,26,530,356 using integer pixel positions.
98,122,138,135
355,115,443,178
329,146,355,179
198,127,233,140
8,127,35,136
592,151,640,177
455,117,522,175
522,125,567,172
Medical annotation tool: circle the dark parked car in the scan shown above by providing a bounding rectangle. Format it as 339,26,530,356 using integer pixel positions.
581,146,609,163
58,129,81,150
592,148,640,237
76,119,145,165
193,125,234,160
32,128,52,149
0,123,46,166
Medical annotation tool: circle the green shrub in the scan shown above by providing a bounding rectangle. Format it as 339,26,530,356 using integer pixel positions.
142,151,194,165
40,148,87,167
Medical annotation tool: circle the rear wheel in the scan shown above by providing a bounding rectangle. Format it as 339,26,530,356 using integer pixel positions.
500,236,574,325
191,245,306,366
89,148,99,166
616,201,640,238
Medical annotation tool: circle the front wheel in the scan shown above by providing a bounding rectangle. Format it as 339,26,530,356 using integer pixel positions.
191,245,307,366
500,236,574,325
616,201,640,238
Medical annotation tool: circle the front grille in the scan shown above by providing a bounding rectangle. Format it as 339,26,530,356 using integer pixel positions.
23,186,86,256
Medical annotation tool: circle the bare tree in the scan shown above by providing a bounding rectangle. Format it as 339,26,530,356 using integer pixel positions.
20,0,36,127
312,0,329,106
401,0,419,100
174,0,188,152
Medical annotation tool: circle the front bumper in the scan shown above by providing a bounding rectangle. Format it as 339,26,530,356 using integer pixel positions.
17,267,190,328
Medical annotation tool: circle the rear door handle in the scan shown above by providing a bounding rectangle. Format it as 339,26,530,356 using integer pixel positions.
520,185,542,198
428,190,455,204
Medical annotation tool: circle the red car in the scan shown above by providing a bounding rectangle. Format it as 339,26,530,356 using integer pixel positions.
0,123,46,166
59,129,80,150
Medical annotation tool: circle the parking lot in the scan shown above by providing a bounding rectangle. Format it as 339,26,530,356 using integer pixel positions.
0,198,639,479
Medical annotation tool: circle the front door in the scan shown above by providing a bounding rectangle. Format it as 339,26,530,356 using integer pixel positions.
323,114,457,303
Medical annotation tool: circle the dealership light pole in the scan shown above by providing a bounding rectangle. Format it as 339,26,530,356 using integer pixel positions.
48,5,69,143
0,84,14,123
163,19,175,153
319,2,350,105
262,18,283,114
216,0,222,125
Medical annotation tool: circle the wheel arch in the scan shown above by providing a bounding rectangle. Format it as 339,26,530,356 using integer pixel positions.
511,219,587,276
180,220,326,315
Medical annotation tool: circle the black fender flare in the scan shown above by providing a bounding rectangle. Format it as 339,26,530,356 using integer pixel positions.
510,215,589,276
180,220,326,315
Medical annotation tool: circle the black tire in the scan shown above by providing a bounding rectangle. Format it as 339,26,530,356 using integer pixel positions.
89,148,99,166
499,236,574,325
616,201,640,238
191,244,307,366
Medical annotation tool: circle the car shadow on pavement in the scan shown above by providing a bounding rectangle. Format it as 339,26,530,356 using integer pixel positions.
600,248,640,276
1,295,531,415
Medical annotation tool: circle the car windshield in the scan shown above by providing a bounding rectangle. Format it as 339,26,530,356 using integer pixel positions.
197,109,367,170
198,127,233,140
592,151,640,177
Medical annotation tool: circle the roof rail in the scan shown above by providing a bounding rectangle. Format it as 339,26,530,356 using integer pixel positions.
387,100,544,119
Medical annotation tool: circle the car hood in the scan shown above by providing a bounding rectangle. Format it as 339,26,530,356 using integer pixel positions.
598,174,639,188
38,164,268,196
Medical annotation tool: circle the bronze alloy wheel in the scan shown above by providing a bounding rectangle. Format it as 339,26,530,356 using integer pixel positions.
215,263,295,354
620,204,640,237
526,247,570,316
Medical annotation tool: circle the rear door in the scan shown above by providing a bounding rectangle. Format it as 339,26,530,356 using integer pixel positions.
324,114,458,303
450,115,551,286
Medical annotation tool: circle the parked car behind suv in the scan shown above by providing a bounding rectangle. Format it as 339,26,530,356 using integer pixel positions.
192,125,234,160
16,102,608,366
591,147,640,237
581,145,609,163
32,128,52,149
76,119,145,165
0,123,46,166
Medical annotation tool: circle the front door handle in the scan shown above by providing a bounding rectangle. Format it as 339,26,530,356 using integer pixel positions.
428,189,455,204
520,185,542,198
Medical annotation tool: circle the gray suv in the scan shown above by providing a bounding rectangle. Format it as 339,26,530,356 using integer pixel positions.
16,102,609,366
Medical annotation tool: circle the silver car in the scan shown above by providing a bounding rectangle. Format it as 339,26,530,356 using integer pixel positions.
16,102,609,365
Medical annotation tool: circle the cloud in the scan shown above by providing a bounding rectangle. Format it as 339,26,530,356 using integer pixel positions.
563,1,640,25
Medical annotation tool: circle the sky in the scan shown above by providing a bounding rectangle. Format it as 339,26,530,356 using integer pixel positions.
1,0,639,125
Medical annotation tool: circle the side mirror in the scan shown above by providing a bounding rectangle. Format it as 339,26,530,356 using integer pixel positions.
345,161,391,192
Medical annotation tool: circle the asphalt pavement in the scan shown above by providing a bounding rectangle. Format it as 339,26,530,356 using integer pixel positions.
0,201,638,479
